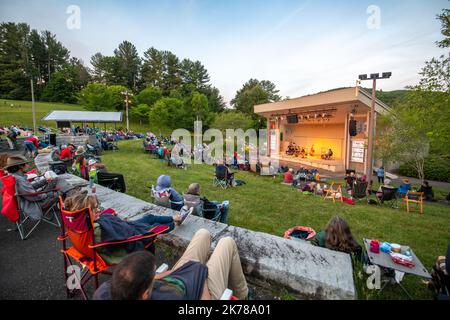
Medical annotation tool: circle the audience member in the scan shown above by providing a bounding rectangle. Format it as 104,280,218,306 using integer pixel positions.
418,180,435,202
310,216,362,260
155,175,184,211
184,183,229,224
64,192,186,265
283,168,294,184
94,229,249,300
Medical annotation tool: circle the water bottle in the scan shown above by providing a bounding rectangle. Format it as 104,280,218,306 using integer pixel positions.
89,176,94,189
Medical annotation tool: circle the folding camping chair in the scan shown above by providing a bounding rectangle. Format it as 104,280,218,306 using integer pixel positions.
168,155,187,170
323,183,343,203
0,174,61,240
213,165,232,189
377,187,399,208
182,195,220,221
352,180,369,202
402,191,424,214
97,171,126,193
57,197,169,300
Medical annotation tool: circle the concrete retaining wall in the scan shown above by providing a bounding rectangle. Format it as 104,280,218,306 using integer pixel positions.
59,174,356,300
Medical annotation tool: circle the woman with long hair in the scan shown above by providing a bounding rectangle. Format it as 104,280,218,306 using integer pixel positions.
63,191,188,265
310,216,362,259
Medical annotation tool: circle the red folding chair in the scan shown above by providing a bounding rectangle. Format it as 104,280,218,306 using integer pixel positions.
57,197,170,299
0,174,61,240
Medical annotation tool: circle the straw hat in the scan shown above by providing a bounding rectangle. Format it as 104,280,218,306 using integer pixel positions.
88,159,97,166
74,146,85,156
403,179,410,184
4,155,32,169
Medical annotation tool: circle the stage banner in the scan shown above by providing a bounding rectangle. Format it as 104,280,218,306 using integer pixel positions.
351,140,365,163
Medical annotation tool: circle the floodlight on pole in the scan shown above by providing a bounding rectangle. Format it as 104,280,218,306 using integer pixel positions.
121,90,134,132
357,71,392,178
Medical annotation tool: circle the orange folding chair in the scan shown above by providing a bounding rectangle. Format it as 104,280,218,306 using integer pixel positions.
57,197,170,299
323,183,343,203
402,191,424,214
0,174,60,240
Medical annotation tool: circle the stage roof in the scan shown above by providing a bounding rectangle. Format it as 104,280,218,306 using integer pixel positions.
42,111,123,123
254,87,391,116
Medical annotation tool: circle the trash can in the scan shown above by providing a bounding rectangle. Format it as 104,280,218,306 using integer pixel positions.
49,133,57,146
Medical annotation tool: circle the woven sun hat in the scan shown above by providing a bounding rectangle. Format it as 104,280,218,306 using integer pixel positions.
74,146,85,156
4,155,33,169
88,159,97,166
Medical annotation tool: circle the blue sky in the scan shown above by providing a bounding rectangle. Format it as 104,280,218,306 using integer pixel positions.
1,0,448,104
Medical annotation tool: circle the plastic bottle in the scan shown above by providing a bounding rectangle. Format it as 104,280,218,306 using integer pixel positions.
89,176,94,189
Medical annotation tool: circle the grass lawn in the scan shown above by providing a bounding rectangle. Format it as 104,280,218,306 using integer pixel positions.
0,99,154,134
101,139,450,300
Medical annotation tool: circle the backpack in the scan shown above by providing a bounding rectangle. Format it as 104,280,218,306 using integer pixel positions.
50,161,67,175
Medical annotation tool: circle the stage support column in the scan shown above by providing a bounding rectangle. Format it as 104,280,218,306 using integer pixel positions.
266,116,271,157
344,113,349,169
364,111,370,175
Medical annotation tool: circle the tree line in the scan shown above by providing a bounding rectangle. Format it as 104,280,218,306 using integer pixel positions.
0,22,283,131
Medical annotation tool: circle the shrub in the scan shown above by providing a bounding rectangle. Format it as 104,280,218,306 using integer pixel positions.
399,155,450,182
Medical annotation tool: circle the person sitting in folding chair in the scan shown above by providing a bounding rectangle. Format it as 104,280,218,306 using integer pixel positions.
4,155,61,221
1,156,67,239
397,179,412,198
64,191,190,265
184,183,229,224
376,179,399,208
352,180,369,202
168,154,186,169
214,163,235,188
154,175,184,211
418,180,435,202
93,228,249,300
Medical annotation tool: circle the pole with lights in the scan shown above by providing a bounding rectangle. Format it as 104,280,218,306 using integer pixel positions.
121,90,133,132
358,72,392,179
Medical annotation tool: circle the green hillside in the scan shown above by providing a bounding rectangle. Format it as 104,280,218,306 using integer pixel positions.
0,99,152,133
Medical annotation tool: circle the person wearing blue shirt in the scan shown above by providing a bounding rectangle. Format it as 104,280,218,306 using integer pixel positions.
155,175,184,211
377,167,385,184
398,179,412,197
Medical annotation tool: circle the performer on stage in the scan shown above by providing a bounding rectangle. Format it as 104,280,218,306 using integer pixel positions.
309,145,315,157
321,148,333,160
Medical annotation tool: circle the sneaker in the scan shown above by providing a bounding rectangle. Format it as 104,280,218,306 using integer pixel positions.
179,206,194,225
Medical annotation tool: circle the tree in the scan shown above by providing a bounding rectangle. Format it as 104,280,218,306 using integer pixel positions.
180,59,210,93
107,85,129,111
211,111,254,133
190,91,209,120
135,86,162,107
114,41,141,90
436,9,450,48
202,86,226,113
141,47,165,89
406,55,450,155
0,23,32,99
130,103,151,125
161,51,182,94
380,106,430,180
42,30,70,82
78,83,115,111
231,79,281,116
148,97,185,131
41,70,76,103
